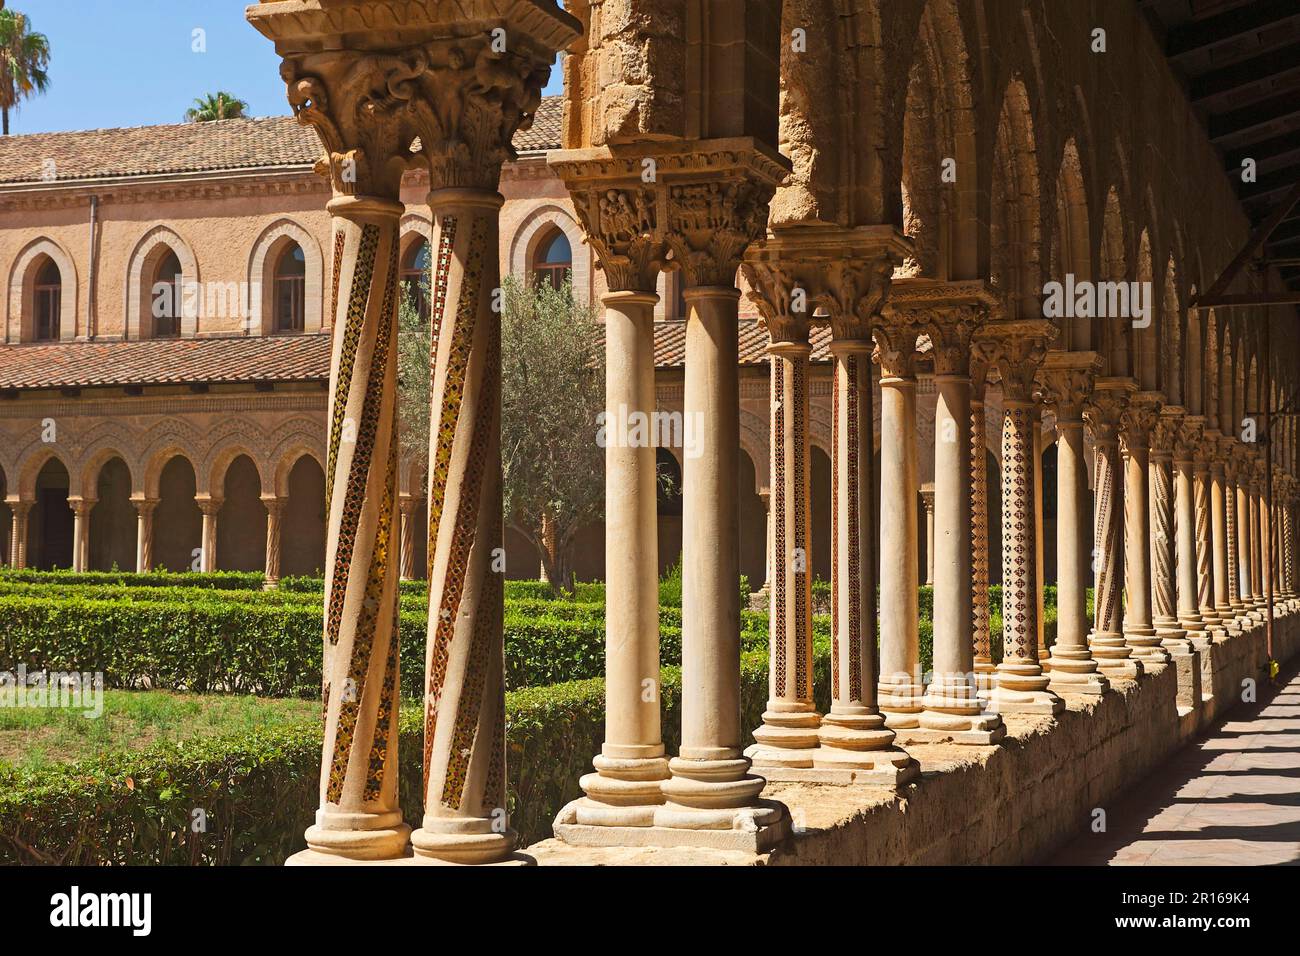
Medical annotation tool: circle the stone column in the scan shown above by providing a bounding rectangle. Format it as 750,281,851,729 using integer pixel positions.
570,281,669,824
1225,454,1245,617
652,165,786,845
7,499,30,569
1194,439,1224,638
69,497,93,573
1150,408,1189,649
263,496,285,587
760,492,773,596
920,485,936,587
397,496,418,581
196,496,220,574
1120,395,1170,663
970,351,996,682
1174,418,1211,648
1038,352,1107,696
818,328,916,780
915,306,1004,742
1086,380,1142,678
1236,459,1261,621
986,321,1064,715
1211,444,1237,631
873,318,925,728
132,497,157,573
1033,426,1047,664
1248,460,1265,609
1254,462,1269,607
748,320,819,768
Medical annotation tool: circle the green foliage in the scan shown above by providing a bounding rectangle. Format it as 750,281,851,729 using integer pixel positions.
395,291,431,462
0,568,265,590
0,8,51,136
0,646,806,864
183,91,248,122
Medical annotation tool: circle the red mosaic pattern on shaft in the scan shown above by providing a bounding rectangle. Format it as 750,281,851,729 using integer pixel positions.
1002,404,1039,660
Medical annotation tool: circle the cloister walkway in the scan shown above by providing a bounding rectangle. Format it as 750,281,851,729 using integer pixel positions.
1050,662,1300,866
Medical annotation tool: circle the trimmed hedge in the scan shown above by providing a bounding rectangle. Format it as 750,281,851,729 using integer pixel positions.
0,645,824,865
0,568,266,590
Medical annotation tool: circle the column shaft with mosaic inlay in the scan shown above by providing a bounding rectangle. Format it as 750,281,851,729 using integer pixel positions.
249,0,580,865
1121,394,1171,663
1236,459,1261,621
970,347,996,683
1086,379,1142,679
985,320,1063,715
131,497,157,573
263,496,285,586
1037,352,1108,696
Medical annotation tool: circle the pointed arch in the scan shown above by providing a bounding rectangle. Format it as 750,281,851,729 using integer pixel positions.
125,225,201,339
990,76,1042,321
8,237,77,343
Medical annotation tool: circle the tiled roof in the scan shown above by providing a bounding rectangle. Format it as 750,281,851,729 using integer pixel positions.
0,317,806,392
0,335,332,390
651,320,833,367
0,96,565,186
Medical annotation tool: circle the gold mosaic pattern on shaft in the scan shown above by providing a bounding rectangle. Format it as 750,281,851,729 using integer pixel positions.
325,238,399,804
325,227,379,535
440,271,499,811
846,354,863,703
792,358,810,699
831,367,840,701
771,355,787,695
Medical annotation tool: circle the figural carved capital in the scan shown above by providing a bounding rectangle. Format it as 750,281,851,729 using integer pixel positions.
665,177,773,287
1174,415,1205,463
882,278,999,379
570,186,665,292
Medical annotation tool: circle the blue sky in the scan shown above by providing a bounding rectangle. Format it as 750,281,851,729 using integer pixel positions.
5,1,564,135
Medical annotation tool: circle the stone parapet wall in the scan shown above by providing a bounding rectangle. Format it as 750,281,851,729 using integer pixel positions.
527,612,1299,865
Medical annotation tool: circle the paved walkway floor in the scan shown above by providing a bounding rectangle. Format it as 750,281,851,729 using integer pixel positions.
1050,663,1300,866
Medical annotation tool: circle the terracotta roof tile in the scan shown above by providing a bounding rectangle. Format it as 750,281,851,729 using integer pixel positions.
0,316,821,392
0,335,331,390
0,96,564,186
651,320,833,367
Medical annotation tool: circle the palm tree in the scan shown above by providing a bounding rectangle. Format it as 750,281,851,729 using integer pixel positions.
184,92,248,123
0,7,52,136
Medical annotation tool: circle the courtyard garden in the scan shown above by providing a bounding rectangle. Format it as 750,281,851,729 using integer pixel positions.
0,565,1063,865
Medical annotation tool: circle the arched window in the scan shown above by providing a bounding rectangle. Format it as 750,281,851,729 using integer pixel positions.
401,238,431,323
531,229,572,291
34,258,61,341
274,244,306,333
153,249,183,338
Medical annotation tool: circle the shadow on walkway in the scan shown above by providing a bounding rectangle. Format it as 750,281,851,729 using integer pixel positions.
1045,657,1300,866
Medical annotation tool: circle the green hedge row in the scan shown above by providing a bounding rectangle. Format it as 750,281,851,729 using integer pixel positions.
0,645,819,865
0,568,267,590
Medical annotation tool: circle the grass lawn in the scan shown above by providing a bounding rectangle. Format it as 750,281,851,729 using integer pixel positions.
0,689,319,773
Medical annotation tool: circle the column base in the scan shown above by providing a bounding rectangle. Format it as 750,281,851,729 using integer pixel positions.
1124,627,1172,665
293,816,412,864
572,753,669,827
986,663,1065,715
1045,648,1109,696
910,676,1006,745
410,817,516,865
555,799,791,853
973,662,997,696
1089,631,1143,679
878,675,925,729
1155,624,1193,655
748,703,822,768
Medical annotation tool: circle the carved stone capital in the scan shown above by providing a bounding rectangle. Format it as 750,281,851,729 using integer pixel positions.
1035,350,1103,423
978,318,1056,403
872,316,924,380
257,3,579,198
741,225,909,343
570,186,665,292
550,137,789,290
1174,415,1206,463
1152,405,1185,460
883,278,1000,378
1084,377,1137,443
1120,391,1163,455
